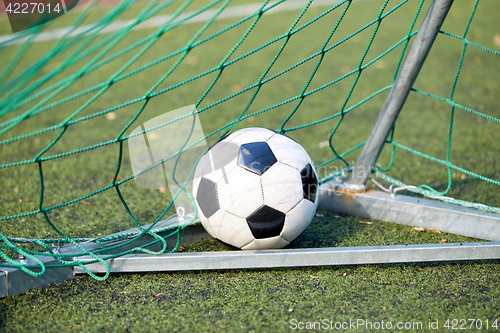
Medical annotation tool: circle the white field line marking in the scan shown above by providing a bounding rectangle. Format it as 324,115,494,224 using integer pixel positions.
0,0,374,46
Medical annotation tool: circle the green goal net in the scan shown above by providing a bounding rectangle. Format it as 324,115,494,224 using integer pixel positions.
0,0,499,280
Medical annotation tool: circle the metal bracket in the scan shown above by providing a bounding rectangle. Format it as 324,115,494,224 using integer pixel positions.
318,181,500,241
0,215,211,298
0,256,73,298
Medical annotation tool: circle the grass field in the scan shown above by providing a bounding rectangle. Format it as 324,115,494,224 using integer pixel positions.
1,0,499,331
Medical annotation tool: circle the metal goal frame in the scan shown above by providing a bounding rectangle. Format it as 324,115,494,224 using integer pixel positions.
2,0,499,299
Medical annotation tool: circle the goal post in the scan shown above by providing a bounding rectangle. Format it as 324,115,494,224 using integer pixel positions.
319,0,499,238
1,0,499,298
348,0,454,189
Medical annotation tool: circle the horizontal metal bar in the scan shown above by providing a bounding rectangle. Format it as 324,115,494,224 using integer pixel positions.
4,185,500,297
318,184,500,241
0,215,210,298
0,256,73,298
74,241,500,273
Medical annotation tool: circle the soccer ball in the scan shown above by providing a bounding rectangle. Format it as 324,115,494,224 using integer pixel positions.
192,127,318,250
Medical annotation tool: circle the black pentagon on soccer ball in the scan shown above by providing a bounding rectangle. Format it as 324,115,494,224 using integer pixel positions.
237,142,277,175
300,163,318,203
196,177,219,218
246,205,285,239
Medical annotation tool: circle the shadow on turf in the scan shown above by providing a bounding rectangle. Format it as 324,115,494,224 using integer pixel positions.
185,207,484,252
288,210,367,249
183,210,369,252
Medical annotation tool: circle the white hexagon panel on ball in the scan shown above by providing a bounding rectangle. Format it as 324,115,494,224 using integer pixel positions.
217,166,264,219
281,198,317,242
266,132,311,170
261,162,303,213
208,210,255,249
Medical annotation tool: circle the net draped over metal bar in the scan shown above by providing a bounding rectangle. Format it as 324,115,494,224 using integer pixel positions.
0,0,498,279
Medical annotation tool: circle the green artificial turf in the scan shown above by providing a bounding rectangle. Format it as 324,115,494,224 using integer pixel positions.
0,0,499,331
1,214,499,332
